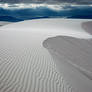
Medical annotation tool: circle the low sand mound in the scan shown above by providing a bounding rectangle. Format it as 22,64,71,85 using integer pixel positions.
0,21,11,26
43,36,92,92
82,21,92,35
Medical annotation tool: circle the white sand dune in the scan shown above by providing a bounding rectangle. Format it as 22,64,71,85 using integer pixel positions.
82,21,92,35
43,36,92,92
0,19,92,92
0,21,11,26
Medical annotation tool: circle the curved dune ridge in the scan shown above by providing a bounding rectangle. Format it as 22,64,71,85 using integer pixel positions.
0,19,92,92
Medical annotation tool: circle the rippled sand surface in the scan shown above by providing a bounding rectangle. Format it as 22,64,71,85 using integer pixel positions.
0,19,92,92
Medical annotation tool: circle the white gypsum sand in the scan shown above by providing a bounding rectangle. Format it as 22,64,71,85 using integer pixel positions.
0,19,92,92
0,21,12,26
43,36,92,92
82,21,92,35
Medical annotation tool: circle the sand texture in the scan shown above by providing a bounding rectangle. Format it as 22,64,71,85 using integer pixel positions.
0,19,92,92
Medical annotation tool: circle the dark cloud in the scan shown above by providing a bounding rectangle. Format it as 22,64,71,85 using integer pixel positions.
0,0,92,4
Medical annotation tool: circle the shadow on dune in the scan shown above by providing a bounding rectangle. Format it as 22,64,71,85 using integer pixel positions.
43,36,92,80
43,36,92,92
82,21,92,35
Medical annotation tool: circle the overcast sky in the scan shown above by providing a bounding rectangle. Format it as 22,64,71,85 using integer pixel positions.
0,0,92,4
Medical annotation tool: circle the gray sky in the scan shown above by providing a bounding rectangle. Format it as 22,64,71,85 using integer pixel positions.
0,0,92,4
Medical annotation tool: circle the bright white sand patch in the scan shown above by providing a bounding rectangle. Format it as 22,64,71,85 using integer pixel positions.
1,19,92,39
0,19,92,92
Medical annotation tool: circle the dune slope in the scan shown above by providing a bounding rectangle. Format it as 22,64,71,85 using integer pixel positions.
0,19,92,92
43,36,92,92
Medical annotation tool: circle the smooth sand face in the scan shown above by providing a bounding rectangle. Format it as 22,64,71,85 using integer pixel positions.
43,36,92,92
0,19,92,92
82,21,92,35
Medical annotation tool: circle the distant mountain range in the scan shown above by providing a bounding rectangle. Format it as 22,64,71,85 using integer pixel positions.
0,16,23,22
0,5,92,22
0,0,92,4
